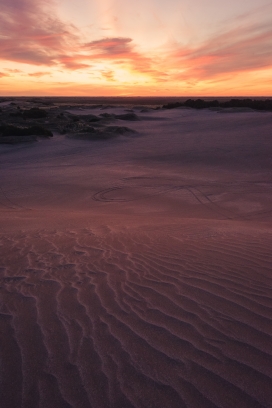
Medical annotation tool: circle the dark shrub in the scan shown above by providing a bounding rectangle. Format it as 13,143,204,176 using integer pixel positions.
163,98,272,111
209,100,220,107
116,113,139,121
162,102,183,109
0,124,52,137
99,113,115,118
88,117,100,122
27,125,53,137
23,108,48,118
10,111,23,117
106,126,135,135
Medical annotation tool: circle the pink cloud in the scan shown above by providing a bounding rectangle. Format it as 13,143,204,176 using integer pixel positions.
2,0,271,91
0,0,78,66
171,19,272,81
0,1,160,77
84,37,133,56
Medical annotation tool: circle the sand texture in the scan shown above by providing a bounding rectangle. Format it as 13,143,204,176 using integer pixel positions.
0,100,272,408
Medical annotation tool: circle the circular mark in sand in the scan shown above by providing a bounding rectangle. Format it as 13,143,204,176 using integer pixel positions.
92,187,128,202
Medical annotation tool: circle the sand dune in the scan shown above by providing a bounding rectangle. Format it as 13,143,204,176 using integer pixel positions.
0,103,272,407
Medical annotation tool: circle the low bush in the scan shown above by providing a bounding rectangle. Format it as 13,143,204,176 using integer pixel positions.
23,108,48,118
162,98,272,111
0,124,53,137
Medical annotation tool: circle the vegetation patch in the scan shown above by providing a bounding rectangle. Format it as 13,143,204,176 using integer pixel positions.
105,126,136,135
116,113,140,121
22,108,48,118
0,124,53,137
162,98,272,111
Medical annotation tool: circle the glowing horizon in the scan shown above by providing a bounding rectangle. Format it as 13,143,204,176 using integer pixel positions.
1,0,272,96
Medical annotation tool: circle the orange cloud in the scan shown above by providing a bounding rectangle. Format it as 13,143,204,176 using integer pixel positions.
101,70,115,81
57,56,90,70
81,37,167,80
27,71,51,77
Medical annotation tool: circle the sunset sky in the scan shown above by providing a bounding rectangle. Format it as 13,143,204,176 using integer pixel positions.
1,0,272,96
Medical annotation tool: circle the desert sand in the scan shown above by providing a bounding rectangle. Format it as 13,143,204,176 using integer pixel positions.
0,99,272,408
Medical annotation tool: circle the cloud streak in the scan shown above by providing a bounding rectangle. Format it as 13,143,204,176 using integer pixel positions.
0,1,160,77
27,71,51,77
1,0,272,95
171,12,272,82
84,37,133,56
0,0,78,66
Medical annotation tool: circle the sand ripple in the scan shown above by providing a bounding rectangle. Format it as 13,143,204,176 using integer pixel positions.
0,226,272,408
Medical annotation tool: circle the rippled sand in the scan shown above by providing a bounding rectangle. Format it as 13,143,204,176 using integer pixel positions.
1,105,272,407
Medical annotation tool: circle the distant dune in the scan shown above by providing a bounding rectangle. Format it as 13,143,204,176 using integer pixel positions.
0,99,272,408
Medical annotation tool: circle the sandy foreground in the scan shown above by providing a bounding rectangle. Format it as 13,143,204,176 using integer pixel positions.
0,103,272,408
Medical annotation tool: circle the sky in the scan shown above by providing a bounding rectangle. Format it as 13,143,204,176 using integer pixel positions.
0,0,272,96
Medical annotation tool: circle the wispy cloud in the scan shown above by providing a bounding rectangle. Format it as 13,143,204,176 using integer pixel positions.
27,71,51,77
171,14,272,81
81,37,167,80
0,0,78,66
1,0,272,95
5,69,23,74
101,70,115,81
0,0,161,78
84,37,133,56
